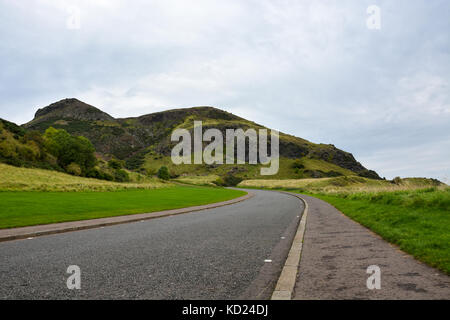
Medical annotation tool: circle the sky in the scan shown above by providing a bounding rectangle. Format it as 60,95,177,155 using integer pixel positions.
0,0,449,182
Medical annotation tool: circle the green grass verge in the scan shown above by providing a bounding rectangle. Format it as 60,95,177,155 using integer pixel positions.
307,188,450,274
241,185,449,274
0,186,246,229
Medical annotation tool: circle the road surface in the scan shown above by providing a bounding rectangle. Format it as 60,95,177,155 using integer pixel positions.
2,189,448,300
0,189,303,299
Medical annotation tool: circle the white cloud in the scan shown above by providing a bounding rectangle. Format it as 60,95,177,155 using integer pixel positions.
0,0,449,180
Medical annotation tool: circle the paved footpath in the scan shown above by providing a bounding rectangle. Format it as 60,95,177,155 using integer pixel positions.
293,194,450,299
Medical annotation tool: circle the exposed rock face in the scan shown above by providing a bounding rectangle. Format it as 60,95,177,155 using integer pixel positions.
32,98,114,124
23,98,381,179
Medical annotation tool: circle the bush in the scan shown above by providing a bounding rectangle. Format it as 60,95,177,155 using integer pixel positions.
326,170,343,177
114,169,130,182
213,177,226,186
66,163,82,176
214,174,243,187
108,159,123,170
23,130,45,149
291,159,305,169
157,166,170,180
86,168,115,181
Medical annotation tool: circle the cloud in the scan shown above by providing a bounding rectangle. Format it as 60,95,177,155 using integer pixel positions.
0,0,449,181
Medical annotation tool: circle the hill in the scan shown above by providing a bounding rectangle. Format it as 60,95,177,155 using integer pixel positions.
23,98,380,180
0,117,58,170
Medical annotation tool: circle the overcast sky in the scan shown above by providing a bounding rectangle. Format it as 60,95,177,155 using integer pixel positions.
0,0,449,182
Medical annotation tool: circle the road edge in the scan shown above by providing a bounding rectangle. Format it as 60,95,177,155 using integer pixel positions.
0,191,254,243
271,192,309,300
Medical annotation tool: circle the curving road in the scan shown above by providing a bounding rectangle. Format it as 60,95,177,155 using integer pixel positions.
0,189,304,300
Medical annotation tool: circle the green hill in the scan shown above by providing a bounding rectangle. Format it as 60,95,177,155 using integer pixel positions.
22,98,380,180
0,118,59,170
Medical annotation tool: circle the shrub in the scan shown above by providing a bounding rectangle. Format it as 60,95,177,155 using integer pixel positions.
66,163,82,176
108,159,123,170
23,130,45,149
87,168,115,181
214,174,243,187
213,177,226,186
326,170,343,177
157,166,170,180
114,169,130,182
292,159,305,169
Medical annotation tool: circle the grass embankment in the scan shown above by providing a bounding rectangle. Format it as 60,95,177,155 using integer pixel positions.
239,177,449,274
239,175,441,193
0,163,168,191
175,175,220,186
0,186,247,229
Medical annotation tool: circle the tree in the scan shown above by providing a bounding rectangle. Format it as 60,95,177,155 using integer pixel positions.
43,127,96,175
157,166,170,180
114,169,130,182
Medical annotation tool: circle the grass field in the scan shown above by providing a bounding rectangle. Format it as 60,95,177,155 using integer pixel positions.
0,163,169,191
0,186,246,229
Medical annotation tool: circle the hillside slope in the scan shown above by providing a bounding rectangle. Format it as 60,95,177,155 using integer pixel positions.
0,118,59,170
23,98,380,180
0,163,168,191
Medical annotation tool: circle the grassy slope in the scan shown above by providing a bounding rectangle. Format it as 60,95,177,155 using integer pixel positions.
0,163,168,191
144,156,354,180
0,186,246,229
239,176,441,192
313,188,450,274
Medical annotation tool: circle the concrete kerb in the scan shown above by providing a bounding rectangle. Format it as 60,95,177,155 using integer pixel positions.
271,191,309,300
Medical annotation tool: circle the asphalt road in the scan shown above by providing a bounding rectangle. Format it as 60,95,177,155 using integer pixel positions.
0,189,303,300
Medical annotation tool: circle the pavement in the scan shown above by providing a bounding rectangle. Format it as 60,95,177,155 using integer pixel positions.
0,189,304,299
293,194,450,299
